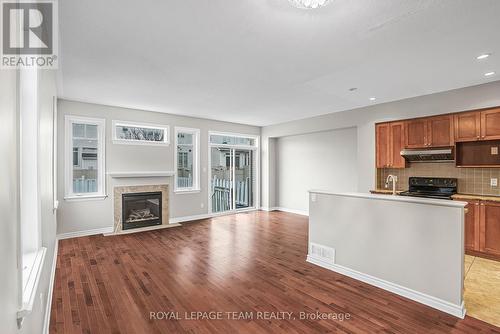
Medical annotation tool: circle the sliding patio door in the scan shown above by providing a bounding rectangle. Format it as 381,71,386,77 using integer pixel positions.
209,133,258,214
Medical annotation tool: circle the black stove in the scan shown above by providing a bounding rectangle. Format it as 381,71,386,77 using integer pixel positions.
399,177,457,200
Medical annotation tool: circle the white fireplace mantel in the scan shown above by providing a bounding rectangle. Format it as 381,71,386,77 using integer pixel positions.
107,171,175,178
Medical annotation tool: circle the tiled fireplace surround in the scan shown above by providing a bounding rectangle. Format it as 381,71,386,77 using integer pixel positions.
378,163,500,196
113,184,169,234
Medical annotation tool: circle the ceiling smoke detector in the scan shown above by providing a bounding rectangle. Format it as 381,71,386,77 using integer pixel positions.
289,0,331,9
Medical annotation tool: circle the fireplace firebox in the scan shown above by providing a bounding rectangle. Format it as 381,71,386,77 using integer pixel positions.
122,192,162,230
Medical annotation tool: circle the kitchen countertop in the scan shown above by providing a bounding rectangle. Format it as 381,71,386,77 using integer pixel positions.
310,190,466,208
370,190,500,202
370,189,402,195
451,193,500,202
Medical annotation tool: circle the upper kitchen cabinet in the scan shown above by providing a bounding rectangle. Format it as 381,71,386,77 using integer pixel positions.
455,107,500,142
376,123,391,168
389,122,406,168
427,115,454,147
481,108,500,140
404,115,453,148
376,122,406,169
405,119,427,148
455,111,481,142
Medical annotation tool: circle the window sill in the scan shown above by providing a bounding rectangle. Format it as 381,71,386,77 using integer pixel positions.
174,189,201,194
64,194,107,201
18,247,47,320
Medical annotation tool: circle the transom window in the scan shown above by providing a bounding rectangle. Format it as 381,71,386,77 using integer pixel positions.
112,120,169,145
65,116,106,199
209,134,256,147
175,127,200,192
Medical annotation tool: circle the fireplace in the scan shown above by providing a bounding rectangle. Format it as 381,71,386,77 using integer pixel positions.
122,192,162,230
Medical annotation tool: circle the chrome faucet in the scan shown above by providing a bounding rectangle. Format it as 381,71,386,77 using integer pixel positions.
385,175,398,195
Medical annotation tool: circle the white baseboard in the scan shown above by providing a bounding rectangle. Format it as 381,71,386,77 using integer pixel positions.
43,239,59,334
57,227,114,240
306,255,466,319
274,207,309,216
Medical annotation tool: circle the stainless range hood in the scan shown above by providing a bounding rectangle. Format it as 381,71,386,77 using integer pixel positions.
400,148,454,162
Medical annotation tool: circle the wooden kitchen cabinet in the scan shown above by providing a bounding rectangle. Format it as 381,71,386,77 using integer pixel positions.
464,200,480,252
389,122,406,168
455,107,500,142
454,111,481,142
405,119,427,148
427,115,454,147
376,123,391,168
480,201,500,257
404,115,453,148
480,108,500,140
376,122,406,168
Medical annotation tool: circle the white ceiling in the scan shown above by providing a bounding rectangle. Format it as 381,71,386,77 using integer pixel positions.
58,0,500,126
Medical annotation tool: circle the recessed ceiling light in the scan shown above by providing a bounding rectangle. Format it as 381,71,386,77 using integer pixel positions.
484,72,496,77
477,54,490,60
369,97,376,101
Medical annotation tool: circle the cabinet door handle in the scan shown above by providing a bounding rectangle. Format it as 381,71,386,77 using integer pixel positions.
464,208,469,214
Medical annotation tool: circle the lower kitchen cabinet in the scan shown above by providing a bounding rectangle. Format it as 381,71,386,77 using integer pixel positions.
457,199,500,258
464,200,480,252
479,201,500,257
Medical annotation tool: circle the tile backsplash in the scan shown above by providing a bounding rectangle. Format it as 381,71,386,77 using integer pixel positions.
377,163,500,196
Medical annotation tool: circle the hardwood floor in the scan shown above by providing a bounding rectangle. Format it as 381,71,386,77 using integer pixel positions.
50,211,500,333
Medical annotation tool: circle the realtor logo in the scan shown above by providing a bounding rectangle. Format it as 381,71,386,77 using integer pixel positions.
1,0,58,68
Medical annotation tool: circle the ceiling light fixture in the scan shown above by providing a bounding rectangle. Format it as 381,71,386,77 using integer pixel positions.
369,97,376,101
476,54,490,60
484,72,496,77
289,0,331,9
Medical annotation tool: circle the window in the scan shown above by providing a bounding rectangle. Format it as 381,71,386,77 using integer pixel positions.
65,116,106,199
18,69,46,319
209,134,255,146
175,127,200,192
112,120,169,145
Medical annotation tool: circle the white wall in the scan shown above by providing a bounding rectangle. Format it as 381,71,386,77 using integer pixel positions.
261,81,500,208
276,128,357,213
57,100,260,235
0,68,58,334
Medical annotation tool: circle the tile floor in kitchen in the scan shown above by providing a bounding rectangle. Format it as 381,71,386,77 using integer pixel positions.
464,255,500,327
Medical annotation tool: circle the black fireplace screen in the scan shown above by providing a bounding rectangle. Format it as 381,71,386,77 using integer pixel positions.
122,192,162,230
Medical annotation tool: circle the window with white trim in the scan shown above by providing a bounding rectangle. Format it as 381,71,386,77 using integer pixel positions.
65,116,106,199
18,69,46,319
175,127,200,192
112,120,169,145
